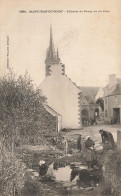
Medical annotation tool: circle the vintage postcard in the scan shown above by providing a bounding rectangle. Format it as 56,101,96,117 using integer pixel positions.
0,0,121,196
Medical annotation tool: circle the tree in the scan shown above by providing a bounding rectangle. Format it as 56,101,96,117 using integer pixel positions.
103,150,121,195
0,70,50,196
0,146,26,196
96,97,104,111
0,71,46,147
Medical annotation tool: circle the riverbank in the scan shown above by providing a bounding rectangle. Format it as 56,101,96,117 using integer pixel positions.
16,124,121,196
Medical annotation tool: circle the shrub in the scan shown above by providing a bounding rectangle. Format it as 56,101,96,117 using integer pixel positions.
0,70,47,147
96,98,104,111
103,149,121,195
0,147,26,196
22,175,43,196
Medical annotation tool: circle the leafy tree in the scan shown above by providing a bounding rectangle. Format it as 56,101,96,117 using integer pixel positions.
0,70,51,196
96,97,104,111
103,150,121,195
0,146,26,196
0,70,46,148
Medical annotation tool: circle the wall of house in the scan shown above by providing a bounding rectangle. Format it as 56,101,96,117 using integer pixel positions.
104,95,121,122
40,64,81,129
57,115,62,132
39,107,57,134
43,104,62,132
117,130,121,150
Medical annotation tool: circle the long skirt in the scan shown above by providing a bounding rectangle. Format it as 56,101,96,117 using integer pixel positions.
83,148,97,162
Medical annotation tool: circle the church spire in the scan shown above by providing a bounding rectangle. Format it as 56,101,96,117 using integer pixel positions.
45,26,61,76
56,48,60,64
49,25,55,63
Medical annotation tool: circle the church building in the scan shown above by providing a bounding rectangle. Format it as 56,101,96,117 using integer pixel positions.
40,27,82,129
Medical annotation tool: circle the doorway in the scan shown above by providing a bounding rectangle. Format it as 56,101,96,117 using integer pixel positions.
113,108,120,123
95,108,99,118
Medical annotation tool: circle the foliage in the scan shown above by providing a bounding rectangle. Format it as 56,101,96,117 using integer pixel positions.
0,70,46,146
96,97,104,111
22,174,43,196
103,149,121,195
0,146,26,196
0,70,50,195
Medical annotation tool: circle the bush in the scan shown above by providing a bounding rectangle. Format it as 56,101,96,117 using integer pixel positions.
22,176,43,196
103,149,121,195
0,71,47,147
0,70,57,195
96,98,104,111
0,147,26,196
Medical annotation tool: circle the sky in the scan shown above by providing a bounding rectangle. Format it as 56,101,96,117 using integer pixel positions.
0,0,121,87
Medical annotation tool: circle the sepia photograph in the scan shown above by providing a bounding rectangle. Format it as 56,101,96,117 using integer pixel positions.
0,0,121,195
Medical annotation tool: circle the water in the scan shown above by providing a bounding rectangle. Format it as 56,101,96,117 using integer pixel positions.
47,162,88,183
53,165,72,182
47,163,71,182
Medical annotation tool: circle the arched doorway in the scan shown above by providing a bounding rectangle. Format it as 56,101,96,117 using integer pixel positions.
95,108,99,118
81,109,89,126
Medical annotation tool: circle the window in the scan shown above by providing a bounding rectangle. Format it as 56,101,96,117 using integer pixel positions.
105,110,107,117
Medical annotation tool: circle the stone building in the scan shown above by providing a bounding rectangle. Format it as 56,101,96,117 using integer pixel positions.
103,74,121,123
79,87,100,103
40,27,82,129
78,86,102,123
43,104,62,132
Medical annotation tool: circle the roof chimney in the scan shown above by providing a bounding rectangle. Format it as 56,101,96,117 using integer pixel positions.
109,74,116,86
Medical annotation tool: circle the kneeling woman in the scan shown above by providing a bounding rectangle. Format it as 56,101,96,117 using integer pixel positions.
39,160,48,177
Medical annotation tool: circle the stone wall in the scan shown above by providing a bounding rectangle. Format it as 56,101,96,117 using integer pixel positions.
104,95,121,123
39,107,57,134
117,130,121,150
18,107,57,145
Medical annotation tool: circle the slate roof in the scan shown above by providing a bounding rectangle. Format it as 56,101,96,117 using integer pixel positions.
43,104,61,116
104,82,121,97
81,95,90,105
78,86,99,102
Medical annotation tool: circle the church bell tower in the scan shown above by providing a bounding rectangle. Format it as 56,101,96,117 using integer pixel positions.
45,26,61,76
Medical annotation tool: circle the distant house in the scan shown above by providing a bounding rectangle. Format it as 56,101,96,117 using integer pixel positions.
79,87,100,103
81,95,90,121
103,74,121,123
78,86,102,120
43,104,62,132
